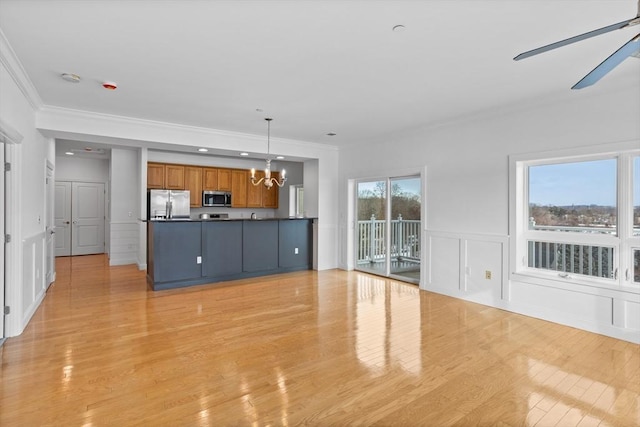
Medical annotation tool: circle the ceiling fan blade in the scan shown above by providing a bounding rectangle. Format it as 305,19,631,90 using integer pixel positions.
572,33,640,89
514,19,635,61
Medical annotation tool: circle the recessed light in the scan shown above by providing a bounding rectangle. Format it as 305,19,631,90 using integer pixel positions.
276,155,285,160
240,152,249,156
198,148,208,152
61,73,81,83
326,132,337,136
392,24,406,32
65,151,74,155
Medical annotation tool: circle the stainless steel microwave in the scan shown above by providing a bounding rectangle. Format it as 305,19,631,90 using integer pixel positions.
202,191,231,207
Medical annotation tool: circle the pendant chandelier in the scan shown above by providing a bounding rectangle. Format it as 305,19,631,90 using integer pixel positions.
250,118,287,189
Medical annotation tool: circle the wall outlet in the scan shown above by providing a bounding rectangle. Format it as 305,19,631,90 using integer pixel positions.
485,270,492,280
196,256,202,264
294,247,299,254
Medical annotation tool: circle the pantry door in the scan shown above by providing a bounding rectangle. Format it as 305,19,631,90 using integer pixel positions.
55,181,105,256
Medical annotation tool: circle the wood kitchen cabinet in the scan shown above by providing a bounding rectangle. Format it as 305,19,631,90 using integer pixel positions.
247,171,264,208
247,171,280,208
147,163,165,189
147,163,278,209
218,168,232,191
202,167,218,190
184,166,202,207
231,169,248,207
262,172,279,208
165,164,185,190
203,167,232,191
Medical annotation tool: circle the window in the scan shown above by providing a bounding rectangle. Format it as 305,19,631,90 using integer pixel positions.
289,185,304,217
511,146,639,288
528,159,617,235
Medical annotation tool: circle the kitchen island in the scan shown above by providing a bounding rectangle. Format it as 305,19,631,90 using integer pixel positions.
146,218,314,290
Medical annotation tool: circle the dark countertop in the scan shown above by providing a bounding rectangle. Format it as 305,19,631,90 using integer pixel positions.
142,217,316,222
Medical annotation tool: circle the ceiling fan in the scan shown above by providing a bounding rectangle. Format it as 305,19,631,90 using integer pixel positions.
514,0,640,89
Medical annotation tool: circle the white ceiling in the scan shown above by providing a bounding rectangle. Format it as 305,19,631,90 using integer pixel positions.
1,0,639,150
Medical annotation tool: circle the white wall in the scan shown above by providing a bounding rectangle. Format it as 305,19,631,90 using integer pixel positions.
109,148,140,265
339,83,640,342
55,155,109,182
0,37,54,337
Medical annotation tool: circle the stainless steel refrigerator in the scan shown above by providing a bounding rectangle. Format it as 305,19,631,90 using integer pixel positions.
148,190,190,219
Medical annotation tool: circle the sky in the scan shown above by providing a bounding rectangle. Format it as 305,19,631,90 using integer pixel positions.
529,158,639,207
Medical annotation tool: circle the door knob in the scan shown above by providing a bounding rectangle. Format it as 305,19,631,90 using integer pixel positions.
72,220,78,225
50,230,55,235
65,221,70,224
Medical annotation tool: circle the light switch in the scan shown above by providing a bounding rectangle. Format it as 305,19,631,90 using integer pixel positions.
294,247,299,254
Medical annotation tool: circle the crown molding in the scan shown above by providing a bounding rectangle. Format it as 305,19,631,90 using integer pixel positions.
37,105,340,155
0,28,43,110
0,117,23,144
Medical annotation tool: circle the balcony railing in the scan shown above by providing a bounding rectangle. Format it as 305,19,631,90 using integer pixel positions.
528,240,615,279
357,215,420,264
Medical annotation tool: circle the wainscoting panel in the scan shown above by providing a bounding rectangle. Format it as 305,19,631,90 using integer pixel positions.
622,300,640,330
425,231,639,342
21,232,46,328
109,221,139,266
426,235,460,292
424,232,508,306
464,239,503,303
510,281,614,327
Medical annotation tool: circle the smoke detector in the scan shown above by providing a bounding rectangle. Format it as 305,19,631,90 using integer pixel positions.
102,81,117,90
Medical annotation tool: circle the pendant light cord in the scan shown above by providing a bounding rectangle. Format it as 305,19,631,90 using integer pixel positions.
266,117,272,155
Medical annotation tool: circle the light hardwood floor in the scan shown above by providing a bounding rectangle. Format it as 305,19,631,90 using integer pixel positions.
1,255,638,426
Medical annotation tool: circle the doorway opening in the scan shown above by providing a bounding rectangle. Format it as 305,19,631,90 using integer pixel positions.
355,176,421,284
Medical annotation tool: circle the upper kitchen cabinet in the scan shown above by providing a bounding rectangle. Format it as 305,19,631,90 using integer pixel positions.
202,167,218,191
231,169,248,207
147,163,165,189
202,167,233,191
184,166,203,207
262,172,279,208
247,171,264,208
218,169,232,191
165,164,185,190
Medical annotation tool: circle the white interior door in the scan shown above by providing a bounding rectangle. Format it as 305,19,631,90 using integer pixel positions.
55,181,105,257
55,182,71,256
1,143,5,339
71,182,105,255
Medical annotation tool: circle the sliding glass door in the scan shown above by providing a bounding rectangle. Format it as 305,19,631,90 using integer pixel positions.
356,180,387,275
355,176,421,284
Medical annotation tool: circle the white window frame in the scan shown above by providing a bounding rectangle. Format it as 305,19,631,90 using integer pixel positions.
509,141,640,293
